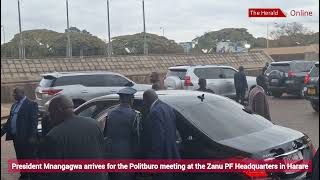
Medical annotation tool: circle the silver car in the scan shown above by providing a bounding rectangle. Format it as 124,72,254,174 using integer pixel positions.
164,65,257,99
35,71,152,113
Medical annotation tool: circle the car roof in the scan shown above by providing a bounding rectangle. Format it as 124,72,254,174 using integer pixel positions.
79,90,224,105
168,65,234,70
41,71,122,78
270,60,316,65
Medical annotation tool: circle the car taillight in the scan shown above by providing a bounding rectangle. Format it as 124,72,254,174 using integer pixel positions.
41,89,62,95
304,72,311,84
184,76,193,86
231,156,269,178
243,170,268,178
288,71,295,78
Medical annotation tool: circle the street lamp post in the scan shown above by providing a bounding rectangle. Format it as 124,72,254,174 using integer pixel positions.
142,0,148,55
17,0,25,59
266,24,269,48
1,25,5,44
66,0,72,57
160,27,164,37
106,0,112,57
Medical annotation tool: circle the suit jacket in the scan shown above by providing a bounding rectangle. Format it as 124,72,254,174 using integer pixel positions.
39,115,107,180
1,98,38,141
142,100,180,159
234,71,248,90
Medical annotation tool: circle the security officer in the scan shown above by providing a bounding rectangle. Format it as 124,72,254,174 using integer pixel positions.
104,87,141,180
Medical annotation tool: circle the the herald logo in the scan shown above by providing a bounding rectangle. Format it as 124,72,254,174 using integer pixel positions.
248,8,286,18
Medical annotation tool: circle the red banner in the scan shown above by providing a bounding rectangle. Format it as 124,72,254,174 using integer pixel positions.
8,159,312,173
248,8,286,17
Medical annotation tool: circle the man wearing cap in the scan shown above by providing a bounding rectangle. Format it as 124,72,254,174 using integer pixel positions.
104,87,141,180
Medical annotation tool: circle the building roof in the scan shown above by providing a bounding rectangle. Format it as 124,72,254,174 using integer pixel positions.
251,44,319,55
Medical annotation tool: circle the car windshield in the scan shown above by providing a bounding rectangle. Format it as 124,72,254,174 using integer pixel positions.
161,94,273,141
166,69,187,80
310,64,319,77
293,62,315,73
39,76,56,87
266,64,290,73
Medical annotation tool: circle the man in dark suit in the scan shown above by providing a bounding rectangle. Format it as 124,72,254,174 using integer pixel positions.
142,89,180,180
234,66,248,105
39,95,107,180
1,87,38,180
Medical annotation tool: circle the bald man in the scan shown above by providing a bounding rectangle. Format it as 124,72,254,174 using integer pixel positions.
40,95,107,180
150,72,165,90
142,90,180,180
1,87,38,180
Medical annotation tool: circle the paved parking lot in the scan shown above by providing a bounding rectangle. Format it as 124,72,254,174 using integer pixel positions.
1,95,319,179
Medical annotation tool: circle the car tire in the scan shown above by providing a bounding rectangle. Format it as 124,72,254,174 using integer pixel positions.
311,101,319,112
164,76,183,90
272,91,283,98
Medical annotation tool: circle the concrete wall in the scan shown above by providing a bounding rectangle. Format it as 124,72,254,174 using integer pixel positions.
1,53,271,103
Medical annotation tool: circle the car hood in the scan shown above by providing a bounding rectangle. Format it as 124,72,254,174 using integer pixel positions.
217,125,304,154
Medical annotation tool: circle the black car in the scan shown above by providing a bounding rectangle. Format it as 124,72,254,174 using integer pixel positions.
265,60,316,98
75,90,315,180
303,62,319,112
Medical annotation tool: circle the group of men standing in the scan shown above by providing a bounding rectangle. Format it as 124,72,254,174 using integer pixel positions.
1,69,272,180
1,83,180,180
234,65,271,121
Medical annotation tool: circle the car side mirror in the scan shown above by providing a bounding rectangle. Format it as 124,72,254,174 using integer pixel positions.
125,81,134,87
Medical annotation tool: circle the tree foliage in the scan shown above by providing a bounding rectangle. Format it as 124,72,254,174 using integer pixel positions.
1,28,106,58
110,33,184,55
192,28,255,53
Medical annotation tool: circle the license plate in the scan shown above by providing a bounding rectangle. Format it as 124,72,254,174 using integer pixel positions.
283,151,304,174
271,79,279,83
283,151,303,161
307,88,316,95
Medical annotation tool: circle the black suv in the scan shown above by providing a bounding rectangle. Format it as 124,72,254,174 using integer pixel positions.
303,62,319,112
265,60,316,98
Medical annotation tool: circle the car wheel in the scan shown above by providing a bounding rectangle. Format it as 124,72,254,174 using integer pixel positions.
297,87,305,99
272,91,282,98
311,101,319,112
164,76,183,90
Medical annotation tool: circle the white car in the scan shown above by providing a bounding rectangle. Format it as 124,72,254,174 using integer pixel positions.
35,71,152,114
164,65,257,99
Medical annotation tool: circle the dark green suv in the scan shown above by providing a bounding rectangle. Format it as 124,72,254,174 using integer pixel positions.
303,62,319,112
265,60,316,98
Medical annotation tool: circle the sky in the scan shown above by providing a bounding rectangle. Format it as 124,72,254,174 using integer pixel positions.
1,0,319,44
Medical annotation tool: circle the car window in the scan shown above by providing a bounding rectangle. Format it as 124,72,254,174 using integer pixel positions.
166,69,187,80
161,95,273,141
39,75,56,87
82,75,111,87
293,62,314,73
266,64,290,73
222,68,237,78
76,100,119,118
107,75,131,86
53,76,83,86
310,64,319,77
194,67,221,79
